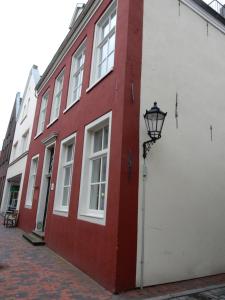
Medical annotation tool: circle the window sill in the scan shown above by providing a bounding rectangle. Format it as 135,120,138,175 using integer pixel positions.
78,212,105,225
20,115,27,125
53,209,69,217
34,132,43,140
47,118,58,129
63,99,80,114
25,204,32,209
86,68,114,93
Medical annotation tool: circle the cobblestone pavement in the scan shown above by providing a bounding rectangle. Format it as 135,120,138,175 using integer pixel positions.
170,286,225,300
1,219,225,299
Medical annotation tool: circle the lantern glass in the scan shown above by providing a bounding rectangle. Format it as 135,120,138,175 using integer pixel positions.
144,102,167,141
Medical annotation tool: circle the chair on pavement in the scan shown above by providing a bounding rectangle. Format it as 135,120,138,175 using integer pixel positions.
4,210,19,227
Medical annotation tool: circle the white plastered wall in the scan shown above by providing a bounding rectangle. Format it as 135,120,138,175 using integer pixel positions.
137,0,225,287
0,66,40,212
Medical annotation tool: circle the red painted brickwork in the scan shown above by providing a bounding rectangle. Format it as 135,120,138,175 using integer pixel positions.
18,0,144,293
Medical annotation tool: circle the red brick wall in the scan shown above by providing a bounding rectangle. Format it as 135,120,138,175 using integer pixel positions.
18,0,143,292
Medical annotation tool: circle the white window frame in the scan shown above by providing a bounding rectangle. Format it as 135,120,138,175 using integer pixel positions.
66,41,86,110
21,130,29,154
25,154,39,208
90,1,117,87
36,91,49,136
53,133,76,217
78,112,112,225
49,70,64,124
11,141,18,161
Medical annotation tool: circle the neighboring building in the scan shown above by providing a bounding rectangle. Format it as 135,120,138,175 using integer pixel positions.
18,0,225,293
0,93,21,207
0,66,40,212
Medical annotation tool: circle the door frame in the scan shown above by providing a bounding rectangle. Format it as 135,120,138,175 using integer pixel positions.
35,141,55,232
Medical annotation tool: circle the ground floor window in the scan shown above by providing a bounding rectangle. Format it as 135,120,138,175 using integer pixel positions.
53,133,76,216
25,155,39,208
78,112,112,225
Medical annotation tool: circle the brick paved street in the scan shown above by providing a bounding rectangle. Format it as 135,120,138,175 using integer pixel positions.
1,219,225,299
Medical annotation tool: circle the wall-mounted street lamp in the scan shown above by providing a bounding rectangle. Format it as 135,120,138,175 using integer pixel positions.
143,102,167,159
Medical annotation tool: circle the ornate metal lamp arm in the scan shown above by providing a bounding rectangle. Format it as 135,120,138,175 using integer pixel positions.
143,139,156,159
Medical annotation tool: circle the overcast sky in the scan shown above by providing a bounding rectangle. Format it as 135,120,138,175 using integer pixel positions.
0,0,224,150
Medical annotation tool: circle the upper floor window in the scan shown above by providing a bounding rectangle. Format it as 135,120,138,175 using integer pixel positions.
11,141,18,161
21,98,30,123
53,133,76,216
50,70,64,123
36,92,48,136
90,1,117,85
67,42,86,108
21,130,29,153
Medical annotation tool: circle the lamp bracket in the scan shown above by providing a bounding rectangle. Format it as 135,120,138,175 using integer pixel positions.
143,139,156,159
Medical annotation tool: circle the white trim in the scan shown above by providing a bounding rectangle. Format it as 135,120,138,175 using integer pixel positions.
86,68,113,93
63,99,80,114
34,132,42,140
53,132,76,216
77,111,112,226
46,118,58,128
36,141,56,231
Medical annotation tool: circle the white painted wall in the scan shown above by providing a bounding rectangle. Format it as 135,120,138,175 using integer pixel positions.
0,66,40,212
137,0,225,287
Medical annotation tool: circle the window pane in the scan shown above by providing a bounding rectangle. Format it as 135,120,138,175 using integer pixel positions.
99,60,107,78
90,184,99,210
100,42,108,62
93,129,103,152
62,186,69,206
101,156,107,182
109,34,115,54
107,52,114,71
103,126,109,149
99,184,106,210
91,159,101,183
66,144,73,162
110,12,116,30
64,166,71,186
102,19,110,39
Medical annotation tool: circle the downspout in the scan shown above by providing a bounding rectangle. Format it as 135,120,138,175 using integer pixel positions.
140,159,147,289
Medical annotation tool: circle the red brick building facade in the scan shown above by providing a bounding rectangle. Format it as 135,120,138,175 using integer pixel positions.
19,0,143,292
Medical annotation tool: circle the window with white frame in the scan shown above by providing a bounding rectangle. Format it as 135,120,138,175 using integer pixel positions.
90,1,117,85
78,112,112,225
25,156,39,207
21,130,29,154
50,70,64,123
36,92,48,135
21,98,30,122
67,42,86,108
12,142,18,160
53,133,76,215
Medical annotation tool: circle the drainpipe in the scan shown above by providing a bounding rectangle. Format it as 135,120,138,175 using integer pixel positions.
140,159,147,289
